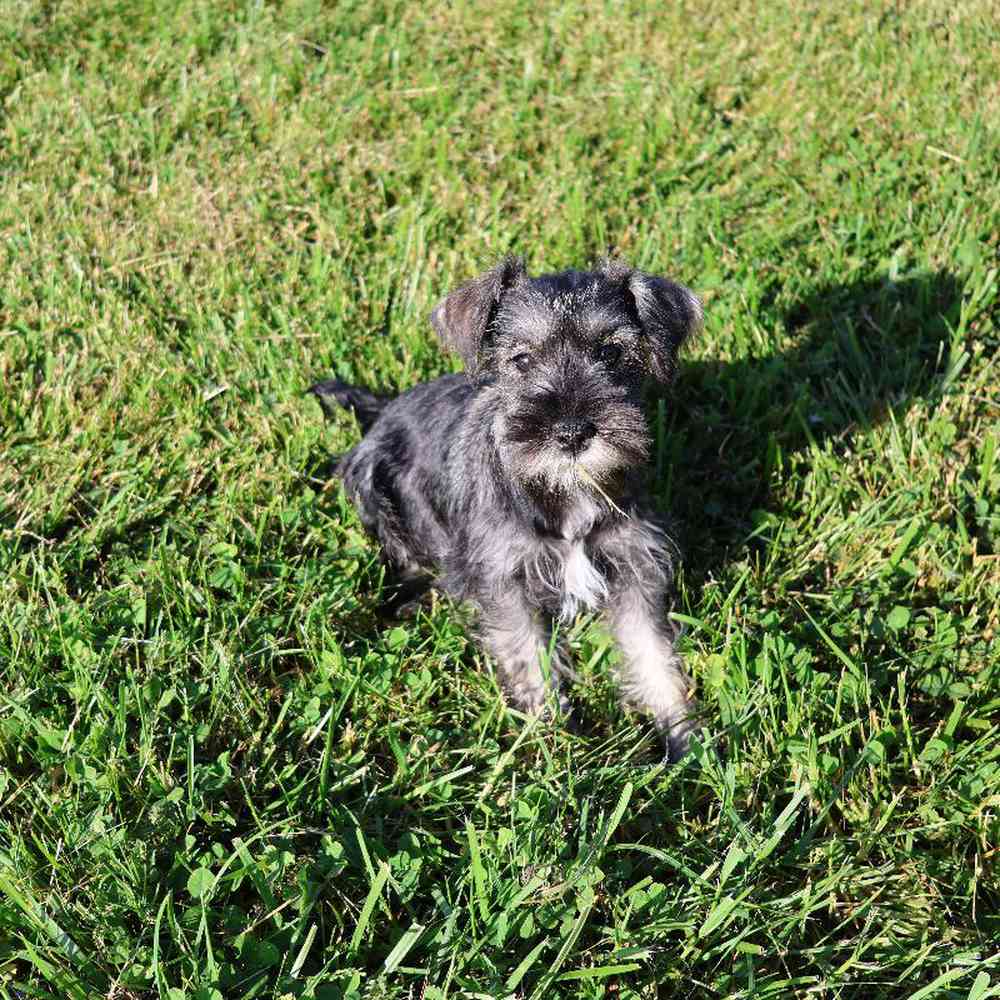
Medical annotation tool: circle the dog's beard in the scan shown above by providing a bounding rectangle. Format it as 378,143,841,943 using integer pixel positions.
514,438,625,489
496,387,652,502
504,417,651,499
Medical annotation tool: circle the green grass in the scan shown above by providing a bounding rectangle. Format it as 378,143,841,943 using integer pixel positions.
1,0,999,997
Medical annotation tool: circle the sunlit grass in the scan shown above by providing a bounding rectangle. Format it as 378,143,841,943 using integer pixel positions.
1,1,998,997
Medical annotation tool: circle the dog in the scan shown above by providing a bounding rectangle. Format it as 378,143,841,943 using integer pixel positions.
311,257,703,760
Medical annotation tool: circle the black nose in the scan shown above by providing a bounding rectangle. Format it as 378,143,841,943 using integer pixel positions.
554,417,597,452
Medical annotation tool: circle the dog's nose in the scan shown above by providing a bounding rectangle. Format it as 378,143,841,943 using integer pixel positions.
554,417,597,452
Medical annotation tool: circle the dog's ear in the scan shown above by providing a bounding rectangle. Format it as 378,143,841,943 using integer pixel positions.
629,272,703,382
430,256,527,371
602,262,703,383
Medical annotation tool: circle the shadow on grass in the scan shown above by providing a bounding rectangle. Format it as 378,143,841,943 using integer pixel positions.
667,269,963,580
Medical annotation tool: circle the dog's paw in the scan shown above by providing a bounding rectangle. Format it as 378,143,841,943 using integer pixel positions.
662,704,702,764
378,573,433,621
505,686,572,725
552,692,574,724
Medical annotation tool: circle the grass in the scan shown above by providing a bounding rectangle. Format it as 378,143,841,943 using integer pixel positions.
1,0,999,996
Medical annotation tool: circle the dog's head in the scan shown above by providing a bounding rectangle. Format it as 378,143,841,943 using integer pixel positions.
430,258,702,495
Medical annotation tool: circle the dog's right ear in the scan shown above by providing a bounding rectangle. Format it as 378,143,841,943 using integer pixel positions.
430,256,527,372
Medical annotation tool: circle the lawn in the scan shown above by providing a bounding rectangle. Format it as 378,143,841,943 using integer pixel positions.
1,0,999,997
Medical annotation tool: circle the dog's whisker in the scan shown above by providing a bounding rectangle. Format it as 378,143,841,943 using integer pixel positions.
574,465,630,519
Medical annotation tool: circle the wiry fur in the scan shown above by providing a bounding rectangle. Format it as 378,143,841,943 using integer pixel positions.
313,259,703,760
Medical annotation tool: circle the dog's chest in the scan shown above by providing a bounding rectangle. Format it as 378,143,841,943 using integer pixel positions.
558,542,607,618
526,499,609,619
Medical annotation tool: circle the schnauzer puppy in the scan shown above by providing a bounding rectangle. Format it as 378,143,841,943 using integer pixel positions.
311,257,702,760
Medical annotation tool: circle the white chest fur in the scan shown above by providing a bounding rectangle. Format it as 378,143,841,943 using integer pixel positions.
518,494,610,620
560,542,607,619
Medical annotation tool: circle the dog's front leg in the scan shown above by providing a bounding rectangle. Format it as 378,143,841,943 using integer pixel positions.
606,587,698,761
478,591,567,718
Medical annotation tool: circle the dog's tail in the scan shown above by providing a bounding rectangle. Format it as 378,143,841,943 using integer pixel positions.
308,378,391,433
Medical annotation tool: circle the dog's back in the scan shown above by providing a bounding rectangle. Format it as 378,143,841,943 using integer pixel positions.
312,373,475,575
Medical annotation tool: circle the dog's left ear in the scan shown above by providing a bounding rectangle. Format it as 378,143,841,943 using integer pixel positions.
603,263,703,383
430,256,527,372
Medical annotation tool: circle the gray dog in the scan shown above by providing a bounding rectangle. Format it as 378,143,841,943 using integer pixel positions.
311,257,702,760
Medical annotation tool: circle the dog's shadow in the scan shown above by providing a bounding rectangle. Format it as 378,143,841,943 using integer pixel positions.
661,269,962,583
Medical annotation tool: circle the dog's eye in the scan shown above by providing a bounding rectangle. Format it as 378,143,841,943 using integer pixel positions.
595,343,623,367
511,353,533,373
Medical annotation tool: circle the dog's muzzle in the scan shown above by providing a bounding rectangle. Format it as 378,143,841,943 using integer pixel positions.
553,416,597,454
